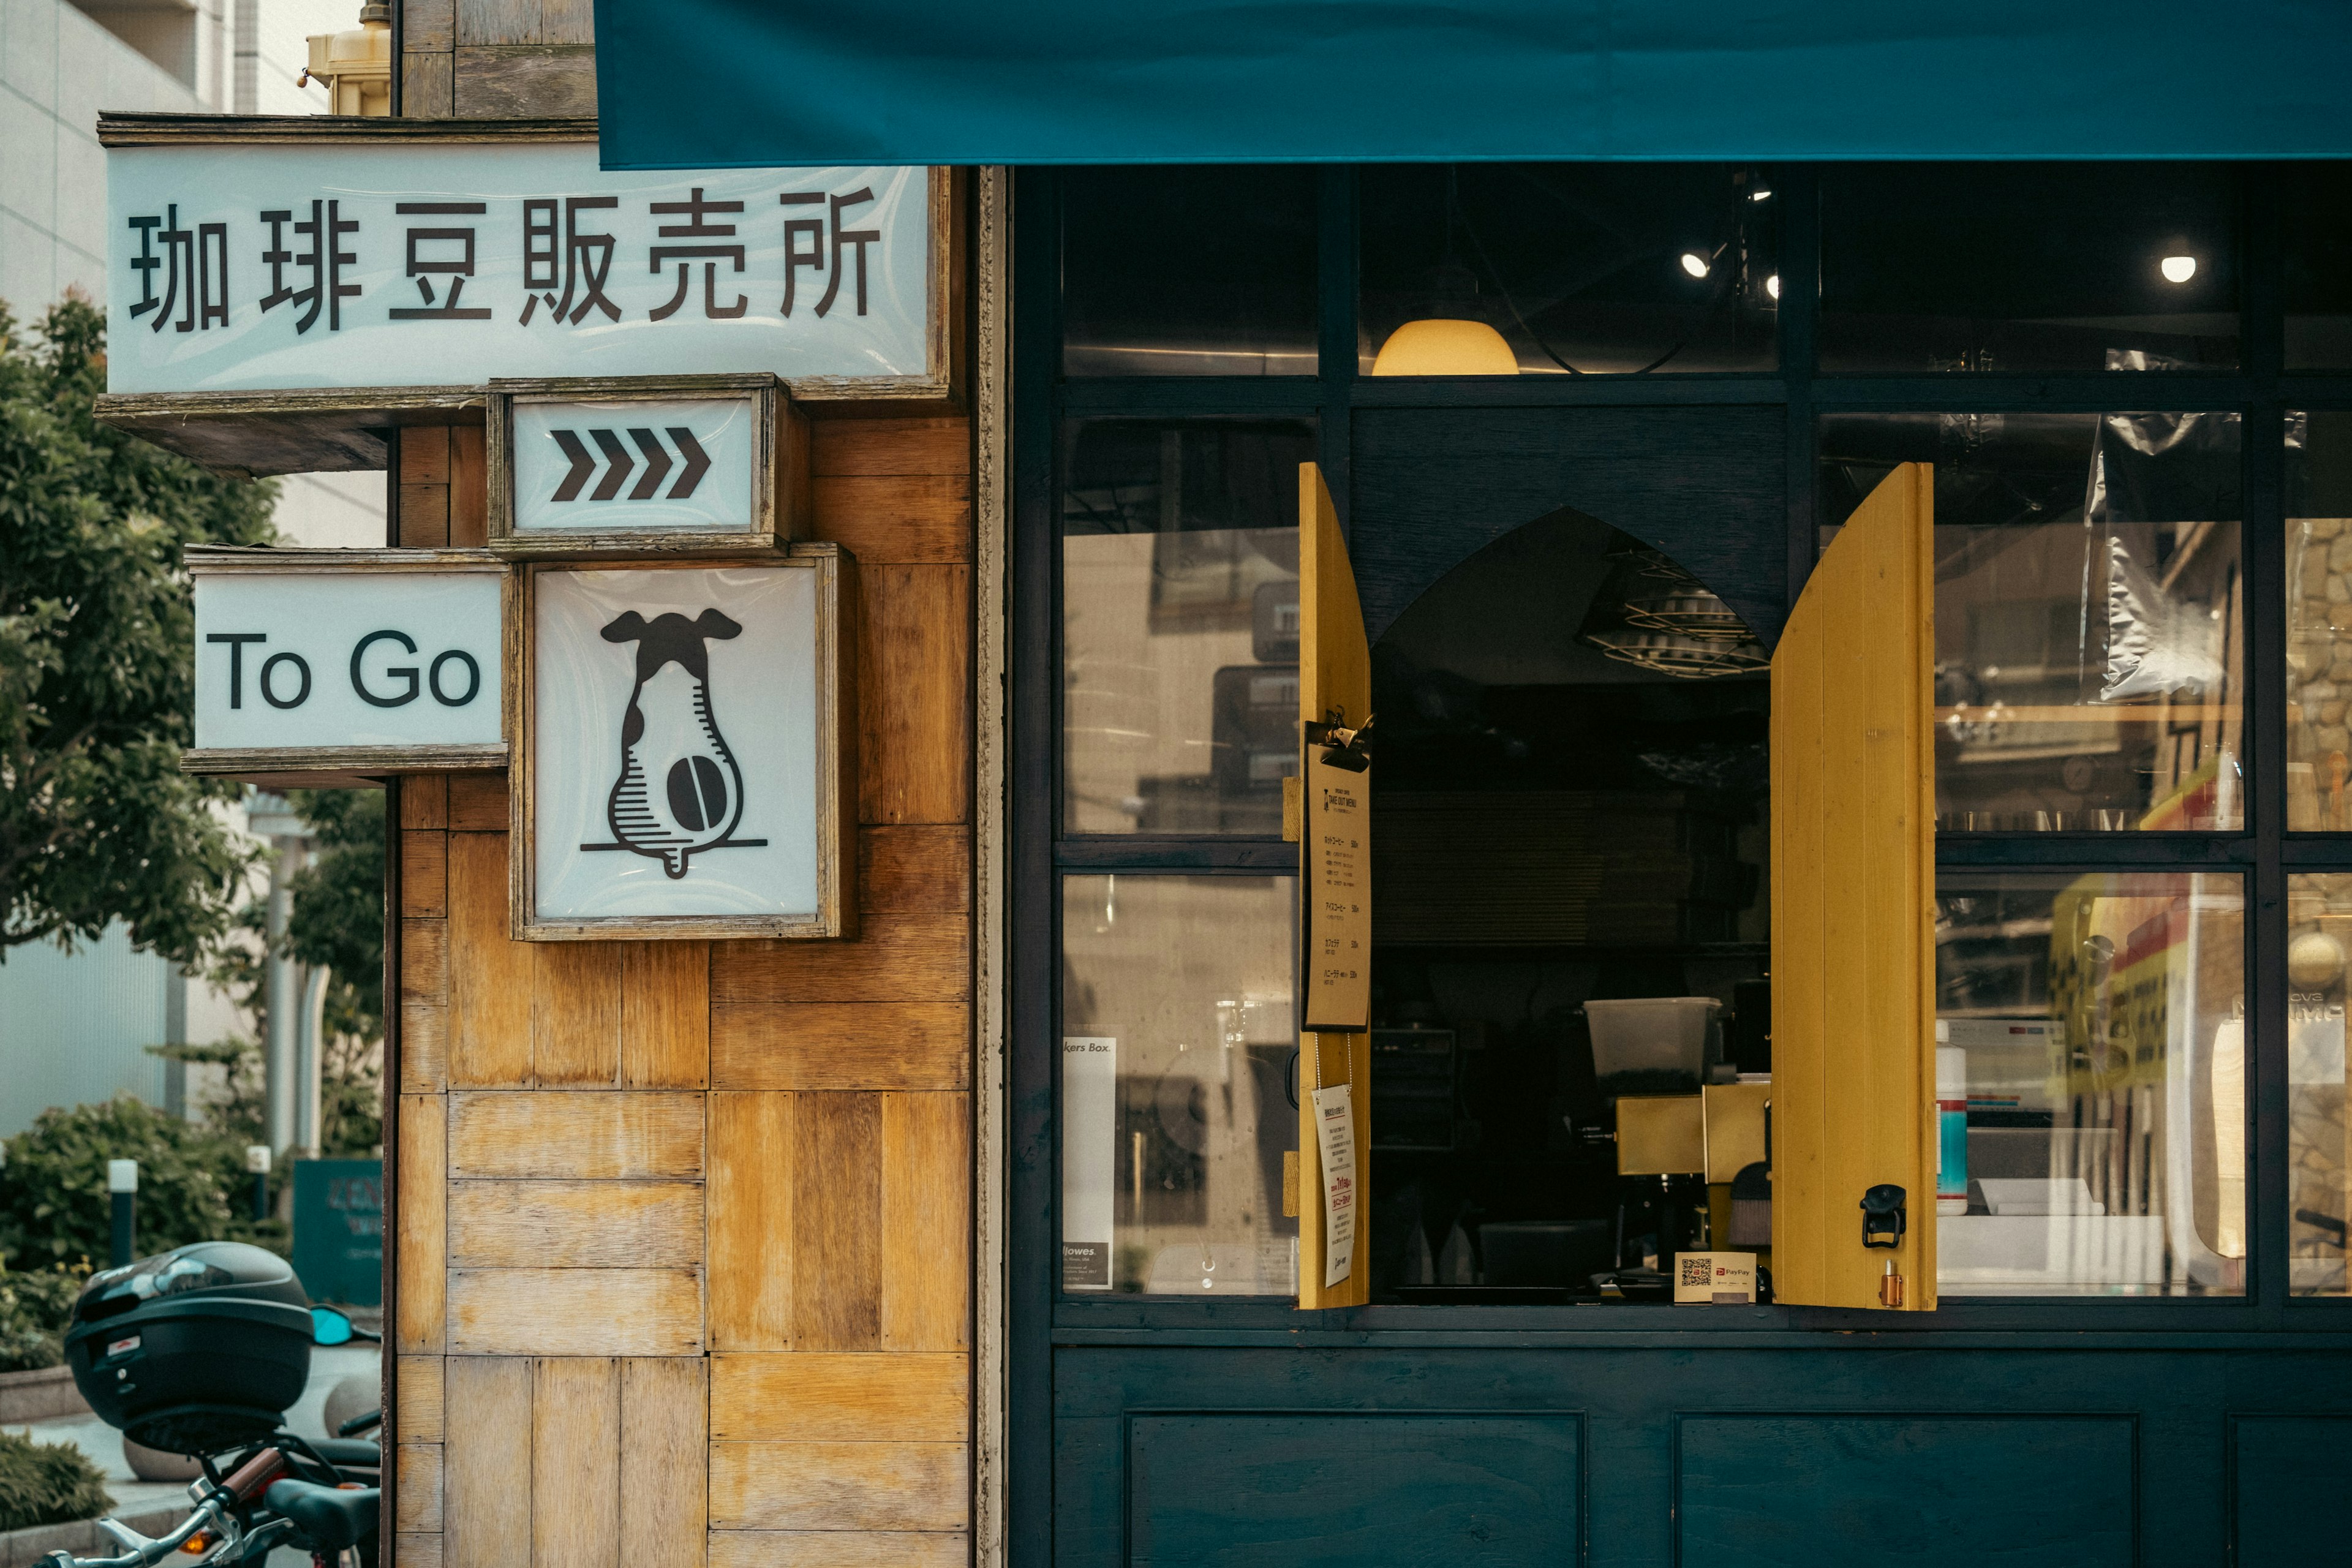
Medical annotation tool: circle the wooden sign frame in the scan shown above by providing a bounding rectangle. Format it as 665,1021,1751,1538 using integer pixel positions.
507,545,857,942
484,372,809,557
183,547,510,786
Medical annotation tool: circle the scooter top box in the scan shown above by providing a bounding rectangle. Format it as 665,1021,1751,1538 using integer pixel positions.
65,1241,313,1457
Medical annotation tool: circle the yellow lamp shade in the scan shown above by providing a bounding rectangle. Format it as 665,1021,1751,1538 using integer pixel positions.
1370,317,1521,377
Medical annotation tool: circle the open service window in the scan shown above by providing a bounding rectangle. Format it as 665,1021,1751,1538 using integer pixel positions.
1287,461,1947,1312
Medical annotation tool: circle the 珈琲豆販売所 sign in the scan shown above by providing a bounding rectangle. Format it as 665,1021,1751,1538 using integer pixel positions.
185,548,508,780
100,120,943,399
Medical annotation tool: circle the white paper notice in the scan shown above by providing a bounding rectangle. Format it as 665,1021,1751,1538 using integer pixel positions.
1311,1083,1357,1288
1061,1038,1117,1291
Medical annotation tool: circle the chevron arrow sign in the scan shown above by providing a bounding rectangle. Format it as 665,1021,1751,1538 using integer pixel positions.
508,393,757,538
546,426,714,503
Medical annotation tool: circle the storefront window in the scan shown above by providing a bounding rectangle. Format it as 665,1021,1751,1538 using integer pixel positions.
1061,875,1299,1296
1822,411,2244,832
1819,164,2240,372
1936,871,2247,1297
2286,412,2352,827
1357,163,1777,375
2285,164,2352,369
1061,418,1310,836
2288,875,2352,1294
1061,165,1319,376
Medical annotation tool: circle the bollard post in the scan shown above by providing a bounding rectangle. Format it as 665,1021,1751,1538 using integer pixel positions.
246,1145,272,1225
107,1159,137,1268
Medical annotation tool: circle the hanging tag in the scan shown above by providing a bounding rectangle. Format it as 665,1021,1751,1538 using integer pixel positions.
1310,1083,1357,1288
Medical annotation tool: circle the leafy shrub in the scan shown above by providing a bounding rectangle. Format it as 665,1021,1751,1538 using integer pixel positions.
0,1430,111,1531
0,1096,267,1271
0,1267,87,1373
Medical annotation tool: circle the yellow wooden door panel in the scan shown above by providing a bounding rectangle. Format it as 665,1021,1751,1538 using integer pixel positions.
1297,462,1371,1310
1769,462,1937,1311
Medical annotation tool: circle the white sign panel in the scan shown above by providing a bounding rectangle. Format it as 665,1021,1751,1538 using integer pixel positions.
194,567,503,752
106,144,930,394
531,565,818,923
511,396,753,535
1061,1037,1117,1292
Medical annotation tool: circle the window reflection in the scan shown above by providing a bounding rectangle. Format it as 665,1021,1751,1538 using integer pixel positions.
1821,412,2244,831
1061,420,1310,835
1061,875,1299,1296
1820,164,2240,372
2288,875,2352,1294
1061,166,1319,377
1358,164,1777,375
2285,164,2352,369
2286,412,2352,828
1937,872,2246,1297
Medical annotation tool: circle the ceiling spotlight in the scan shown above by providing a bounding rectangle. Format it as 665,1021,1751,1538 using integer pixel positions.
1766,274,1782,300
2161,254,2198,284
1749,187,1773,202
1679,252,1709,279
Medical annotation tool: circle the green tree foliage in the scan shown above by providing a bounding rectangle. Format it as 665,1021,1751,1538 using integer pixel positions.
0,295,277,962
284,789,386,1154
284,790,385,1049
0,1096,273,1269
0,1430,111,1530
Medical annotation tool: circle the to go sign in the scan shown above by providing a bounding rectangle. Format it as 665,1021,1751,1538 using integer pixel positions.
189,549,506,767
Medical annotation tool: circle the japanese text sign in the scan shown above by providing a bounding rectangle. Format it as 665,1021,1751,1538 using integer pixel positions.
187,549,506,771
106,140,933,395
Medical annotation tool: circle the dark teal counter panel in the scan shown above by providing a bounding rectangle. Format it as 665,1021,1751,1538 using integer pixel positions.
1052,1345,2352,1567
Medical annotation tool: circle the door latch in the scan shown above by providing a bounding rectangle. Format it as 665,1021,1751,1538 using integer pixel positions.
1860,1183,1907,1248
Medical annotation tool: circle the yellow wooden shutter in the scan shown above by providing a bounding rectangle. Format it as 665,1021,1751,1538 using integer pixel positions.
1769,462,1938,1311
1297,461,1372,1310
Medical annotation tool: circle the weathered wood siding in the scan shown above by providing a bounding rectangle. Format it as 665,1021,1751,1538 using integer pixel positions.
391,427,974,1566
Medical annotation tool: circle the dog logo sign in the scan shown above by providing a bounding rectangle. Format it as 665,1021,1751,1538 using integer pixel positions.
585,608,766,877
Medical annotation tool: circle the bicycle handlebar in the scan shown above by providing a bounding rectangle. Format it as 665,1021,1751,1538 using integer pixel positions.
39,1492,235,1568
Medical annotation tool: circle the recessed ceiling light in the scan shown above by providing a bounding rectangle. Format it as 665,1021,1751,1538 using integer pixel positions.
1749,187,1773,202
1679,252,1709,279
2161,254,2198,284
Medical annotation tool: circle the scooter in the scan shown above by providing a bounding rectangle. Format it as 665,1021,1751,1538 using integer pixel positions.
41,1242,382,1568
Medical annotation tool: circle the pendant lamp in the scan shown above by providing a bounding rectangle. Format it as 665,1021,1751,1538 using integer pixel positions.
1371,317,1521,376
1370,170,1521,377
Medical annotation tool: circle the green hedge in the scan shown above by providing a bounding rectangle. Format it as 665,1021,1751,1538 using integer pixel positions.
0,1096,274,1273
0,1430,111,1532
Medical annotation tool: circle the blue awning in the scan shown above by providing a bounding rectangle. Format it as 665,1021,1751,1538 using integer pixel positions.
591,0,2352,171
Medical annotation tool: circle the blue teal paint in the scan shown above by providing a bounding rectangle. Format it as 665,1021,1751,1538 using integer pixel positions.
1937,1042,1969,1215
291,1159,382,1308
592,0,2352,170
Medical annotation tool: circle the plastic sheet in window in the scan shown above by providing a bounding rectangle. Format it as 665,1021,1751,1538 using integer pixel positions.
2085,409,2239,703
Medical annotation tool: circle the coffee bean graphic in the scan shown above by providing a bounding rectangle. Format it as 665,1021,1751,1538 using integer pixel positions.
600,608,745,878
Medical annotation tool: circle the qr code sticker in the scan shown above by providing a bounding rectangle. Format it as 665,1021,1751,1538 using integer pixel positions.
1679,1256,1712,1288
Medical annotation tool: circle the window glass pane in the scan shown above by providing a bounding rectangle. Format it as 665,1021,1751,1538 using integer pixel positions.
1358,163,1777,375
2289,875,2352,1294
1061,166,1319,376
1820,164,2240,372
2287,412,2352,828
1061,419,1310,835
2285,164,2352,369
1061,874,1298,1296
1937,871,2246,1297
1821,412,2244,831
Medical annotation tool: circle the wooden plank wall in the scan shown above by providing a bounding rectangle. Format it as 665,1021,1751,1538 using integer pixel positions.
399,0,598,119
391,415,976,1568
